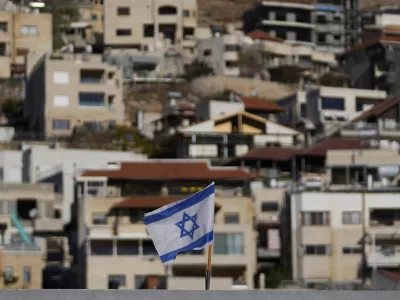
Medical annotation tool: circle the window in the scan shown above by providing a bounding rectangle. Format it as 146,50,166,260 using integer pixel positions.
304,245,331,255
92,213,107,225
52,120,70,130
143,240,157,256
53,71,69,84
342,212,361,225
214,233,243,255
117,240,139,255
321,97,345,110
91,14,97,21
108,275,126,289
79,92,105,107
333,34,341,40
23,267,31,285
117,7,130,16
53,96,69,107
21,25,38,35
80,70,104,83
4,267,13,279
183,27,195,38
183,10,190,17
0,22,8,32
158,5,177,15
262,202,279,212
143,24,154,37
226,60,238,68
224,213,239,224
317,15,327,24
342,246,362,254
91,240,113,256
0,167,3,180
317,33,326,43
116,29,131,36
302,212,330,226
225,44,239,52
0,43,6,56
203,49,212,56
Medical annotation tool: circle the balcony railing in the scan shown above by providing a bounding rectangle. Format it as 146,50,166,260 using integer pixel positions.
367,245,400,267
1,242,41,252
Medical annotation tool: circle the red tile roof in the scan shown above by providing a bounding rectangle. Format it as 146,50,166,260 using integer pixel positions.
240,147,300,161
247,30,284,43
234,137,367,161
353,98,400,122
378,270,400,282
241,97,284,112
112,195,221,210
300,137,366,157
81,161,254,180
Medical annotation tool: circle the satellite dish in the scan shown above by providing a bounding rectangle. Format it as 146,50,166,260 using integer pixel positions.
29,209,38,219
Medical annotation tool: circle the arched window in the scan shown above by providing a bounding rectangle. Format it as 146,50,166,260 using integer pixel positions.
158,5,177,15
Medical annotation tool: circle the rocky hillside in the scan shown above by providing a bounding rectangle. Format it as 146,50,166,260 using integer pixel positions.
198,0,400,26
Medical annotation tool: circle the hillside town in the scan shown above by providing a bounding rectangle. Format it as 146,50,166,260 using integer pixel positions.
0,0,400,291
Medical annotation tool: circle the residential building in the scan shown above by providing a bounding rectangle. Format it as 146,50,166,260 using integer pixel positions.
103,0,197,55
60,22,97,53
245,30,337,82
243,0,316,47
362,6,400,41
340,98,400,144
0,10,52,78
223,137,366,181
154,111,300,161
314,2,345,53
277,86,387,138
252,187,289,284
24,53,124,138
338,29,400,98
74,160,256,289
197,33,241,76
22,145,147,225
0,182,63,289
291,149,400,287
74,0,105,34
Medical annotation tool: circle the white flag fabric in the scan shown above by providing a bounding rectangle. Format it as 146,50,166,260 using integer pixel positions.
144,182,215,264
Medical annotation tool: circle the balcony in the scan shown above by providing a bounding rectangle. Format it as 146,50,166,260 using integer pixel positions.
342,121,400,138
1,242,41,253
367,245,400,267
262,19,315,29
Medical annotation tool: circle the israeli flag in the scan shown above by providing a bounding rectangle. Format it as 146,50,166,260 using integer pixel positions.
144,182,215,264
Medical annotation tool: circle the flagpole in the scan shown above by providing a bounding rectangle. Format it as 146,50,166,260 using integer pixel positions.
205,244,212,290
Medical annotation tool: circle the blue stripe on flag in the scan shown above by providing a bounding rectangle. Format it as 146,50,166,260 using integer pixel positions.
160,231,214,263
144,183,214,225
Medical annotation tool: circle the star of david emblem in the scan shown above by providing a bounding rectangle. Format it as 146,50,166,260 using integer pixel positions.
175,212,200,240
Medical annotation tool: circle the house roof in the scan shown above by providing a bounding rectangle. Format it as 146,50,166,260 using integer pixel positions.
378,270,400,282
338,38,381,57
80,161,254,180
247,30,284,43
229,137,367,162
353,98,400,122
241,97,284,112
111,195,221,210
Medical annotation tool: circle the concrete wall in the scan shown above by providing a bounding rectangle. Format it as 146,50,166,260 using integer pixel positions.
0,150,22,183
0,290,399,299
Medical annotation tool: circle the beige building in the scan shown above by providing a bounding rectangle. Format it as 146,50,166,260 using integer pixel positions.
0,10,52,78
104,0,197,54
0,183,64,289
291,148,400,288
76,0,104,34
25,53,124,138
75,160,256,289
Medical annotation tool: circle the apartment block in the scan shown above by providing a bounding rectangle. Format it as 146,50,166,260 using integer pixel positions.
104,0,197,54
24,53,124,138
246,31,337,81
197,33,240,76
0,10,52,78
315,2,345,53
291,148,400,287
244,0,316,46
22,145,146,225
74,160,256,289
74,0,105,34
277,86,387,135
0,182,62,289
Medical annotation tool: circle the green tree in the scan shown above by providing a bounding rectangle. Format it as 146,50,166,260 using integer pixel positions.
43,0,80,50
